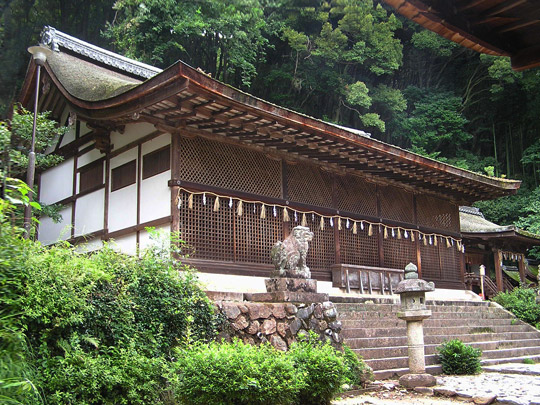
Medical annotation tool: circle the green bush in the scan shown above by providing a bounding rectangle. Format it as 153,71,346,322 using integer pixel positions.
341,345,373,388
492,287,540,326
1,223,218,404
437,339,482,375
169,340,303,405
287,333,348,405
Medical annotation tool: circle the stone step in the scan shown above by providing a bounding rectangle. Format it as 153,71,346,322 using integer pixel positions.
373,365,442,380
341,317,517,329
357,339,540,360
338,308,514,320
342,323,531,339
363,345,540,371
346,332,540,349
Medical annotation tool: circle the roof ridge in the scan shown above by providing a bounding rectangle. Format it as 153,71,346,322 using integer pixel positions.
39,26,162,79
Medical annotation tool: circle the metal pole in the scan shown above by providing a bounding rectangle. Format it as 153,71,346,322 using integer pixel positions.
23,64,41,238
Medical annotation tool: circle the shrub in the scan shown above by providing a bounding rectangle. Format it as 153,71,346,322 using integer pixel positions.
287,333,348,405
492,287,540,326
437,339,482,375
341,345,373,388
169,340,303,405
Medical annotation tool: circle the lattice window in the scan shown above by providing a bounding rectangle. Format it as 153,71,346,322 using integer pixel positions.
235,203,283,264
383,236,416,270
420,241,441,281
439,244,461,281
179,136,282,198
290,215,335,271
339,226,379,266
335,174,377,216
379,185,414,223
287,162,333,208
416,195,459,232
178,192,234,261
143,146,170,179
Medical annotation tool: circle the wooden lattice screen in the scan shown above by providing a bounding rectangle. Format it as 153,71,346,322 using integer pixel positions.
379,185,414,223
339,226,379,267
179,136,282,198
383,235,416,270
287,162,333,207
289,215,335,272
416,195,459,232
420,241,441,280
335,174,378,216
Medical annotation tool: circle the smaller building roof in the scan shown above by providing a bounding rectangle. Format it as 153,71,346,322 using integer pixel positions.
460,206,540,247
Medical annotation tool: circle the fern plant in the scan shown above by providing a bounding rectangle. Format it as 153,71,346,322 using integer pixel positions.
437,339,482,375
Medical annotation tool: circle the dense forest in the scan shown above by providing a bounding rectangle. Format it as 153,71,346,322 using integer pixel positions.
1,0,539,245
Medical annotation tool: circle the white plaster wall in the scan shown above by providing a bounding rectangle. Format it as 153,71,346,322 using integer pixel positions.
39,158,74,204
80,121,91,137
74,189,105,236
139,225,171,252
111,122,156,150
108,184,137,232
60,127,76,147
75,238,103,253
110,233,137,256
140,171,170,223
108,148,138,232
141,133,171,154
38,205,72,245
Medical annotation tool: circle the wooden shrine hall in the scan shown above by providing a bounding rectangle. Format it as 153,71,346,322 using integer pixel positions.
20,26,521,296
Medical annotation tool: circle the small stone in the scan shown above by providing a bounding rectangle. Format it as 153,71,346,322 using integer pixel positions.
313,304,323,319
277,322,288,337
309,317,320,332
247,304,272,320
457,392,473,399
399,374,436,389
319,320,328,331
289,318,302,335
231,314,249,330
297,305,313,320
261,318,276,335
272,304,287,319
270,334,287,351
328,320,342,331
332,332,342,343
238,304,248,314
245,320,260,335
414,387,434,395
473,395,497,405
285,304,298,315
322,301,334,310
243,335,255,345
324,306,337,319
434,388,457,397
222,303,241,320
297,329,308,339
382,383,396,390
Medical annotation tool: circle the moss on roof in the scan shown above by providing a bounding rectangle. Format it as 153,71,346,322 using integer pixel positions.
47,51,142,101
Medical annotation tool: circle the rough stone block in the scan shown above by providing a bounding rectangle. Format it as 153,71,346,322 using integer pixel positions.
261,318,277,335
272,304,287,319
246,303,272,320
231,315,249,330
277,321,288,338
473,395,497,405
222,302,241,320
247,291,329,303
246,320,260,335
265,278,317,293
434,388,457,397
270,334,287,351
399,373,436,389
414,387,434,395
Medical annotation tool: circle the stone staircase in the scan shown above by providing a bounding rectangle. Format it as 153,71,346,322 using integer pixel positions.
335,298,540,379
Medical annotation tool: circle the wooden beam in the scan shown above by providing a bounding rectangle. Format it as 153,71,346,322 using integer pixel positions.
493,249,503,292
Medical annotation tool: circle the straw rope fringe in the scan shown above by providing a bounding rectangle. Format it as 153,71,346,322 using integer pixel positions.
177,187,463,250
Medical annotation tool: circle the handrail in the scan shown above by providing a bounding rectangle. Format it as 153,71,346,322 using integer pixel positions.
331,264,404,295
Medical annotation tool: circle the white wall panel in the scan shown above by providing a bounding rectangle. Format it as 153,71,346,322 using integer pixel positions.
110,233,137,256
78,149,103,167
60,128,76,147
139,225,170,253
108,184,137,232
75,238,103,253
74,189,104,236
140,171,170,223
111,148,137,169
40,158,74,204
38,205,72,245
111,122,156,150
80,121,91,137
142,133,171,154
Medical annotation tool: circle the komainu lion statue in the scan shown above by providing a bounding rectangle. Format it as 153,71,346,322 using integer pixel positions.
271,226,314,279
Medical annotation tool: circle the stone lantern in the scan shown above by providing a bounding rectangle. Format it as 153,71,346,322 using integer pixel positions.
395,263,436,388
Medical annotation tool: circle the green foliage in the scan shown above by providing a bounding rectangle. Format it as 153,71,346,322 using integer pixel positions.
170,340,303,405
288,332,348,405
523,358,536,365
105,0,272,86
437,339,482,375
411,30,458,57
341,345,373,388
0,206,218,404
346,81,371,109
492,287,540,326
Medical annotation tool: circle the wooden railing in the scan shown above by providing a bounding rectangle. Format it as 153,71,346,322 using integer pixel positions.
331,264,405,295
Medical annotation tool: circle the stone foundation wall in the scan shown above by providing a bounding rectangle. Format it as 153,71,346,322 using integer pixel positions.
215,301,343,351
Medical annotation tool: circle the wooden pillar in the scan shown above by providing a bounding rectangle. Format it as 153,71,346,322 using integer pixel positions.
493,249,503,292
518,254,526,285
170,131,181,234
